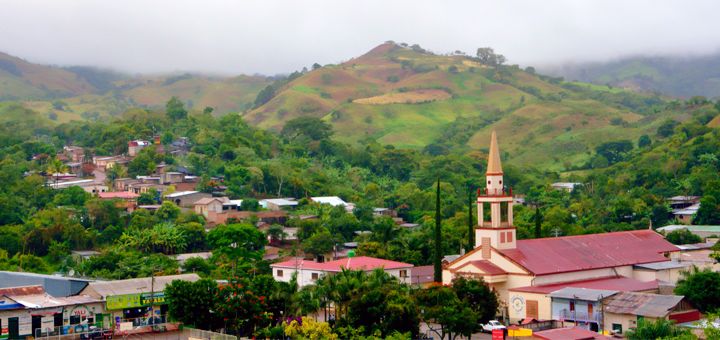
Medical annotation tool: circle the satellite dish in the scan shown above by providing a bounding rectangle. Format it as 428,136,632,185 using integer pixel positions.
69,270,75,277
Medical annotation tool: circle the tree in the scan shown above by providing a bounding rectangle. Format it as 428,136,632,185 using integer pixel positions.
253,85,275,109
416,285,480,340
476,47,494,67
434,178,442,283
658,119,679,138
346,286,420,338
203,106,214,115
266,224,286,244
312,63,322,71
675,265,720,312
638,134,652,148
165,278,224,330
177,222,207,252
137,191,157,205
525,66,536,75
535,206,542,238
156,201,181,221
665,228,702,245
215,277,271,335
302,232,334,260
240,198,260,211
626,318,693,340
493,54,507,66
448,65,458,74
207,223,267,276
161,131,175,146
281,116,334,141
46,158,68,186
595,140,633,165
166,96,187,120
693,196,720,225
321,73,333,85
650,204,670,228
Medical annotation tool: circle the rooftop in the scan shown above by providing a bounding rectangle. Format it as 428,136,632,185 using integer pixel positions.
499,229,679,275
547,287,619,301
658,225,720,233
271,256,413,272
605,291,686,318
533,327,613,340
311,196,347,206
510,276,660,294
82,274,200,298
98,191,140,199
410,265,435,284
164,190,200,198
633,261,691,271
195,197,230,205
487,130,503,174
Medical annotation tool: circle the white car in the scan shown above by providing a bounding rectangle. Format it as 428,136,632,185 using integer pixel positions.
482,320,506,333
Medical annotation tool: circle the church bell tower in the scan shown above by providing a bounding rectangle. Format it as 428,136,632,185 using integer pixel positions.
476,130,516,251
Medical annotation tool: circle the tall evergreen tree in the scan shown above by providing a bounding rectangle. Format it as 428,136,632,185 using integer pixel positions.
467,190,475,253
434,178,442,283
535,206,542,239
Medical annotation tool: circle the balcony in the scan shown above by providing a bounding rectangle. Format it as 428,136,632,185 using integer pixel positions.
478,187,513,197
559,309,602,323
480,221,510,227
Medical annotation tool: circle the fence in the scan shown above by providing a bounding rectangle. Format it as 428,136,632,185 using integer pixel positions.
34,316,177,340
183,328,237,340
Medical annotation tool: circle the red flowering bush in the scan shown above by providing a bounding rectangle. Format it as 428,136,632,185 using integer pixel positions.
214,277,271,336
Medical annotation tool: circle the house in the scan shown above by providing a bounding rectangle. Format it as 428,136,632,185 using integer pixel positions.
163,190,211,207
409,265,435,288
194,197,230,217
77,274,200,323
93,156,123,168
161,172,185,184
672,203,700,223
50,179,95,190
548,288,619,333
66,162,83,175
127,183,166,195
82,185,108,194
128,140,151,157
271,256,413,287
658,225,720,239
97,191,140,212
443,131,681,325
667,196,701,210
602,292,700,335
550,183,584,192
114,178,139,191
0,285,105,338
311,196,348,207
71,250,101,264
262,198,298,211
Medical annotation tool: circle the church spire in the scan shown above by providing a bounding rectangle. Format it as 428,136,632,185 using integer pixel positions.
487,130,503,174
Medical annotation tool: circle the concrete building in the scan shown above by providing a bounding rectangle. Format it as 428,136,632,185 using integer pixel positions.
262,198,298,211
70,250,101,264
77,274,200,324
194,197,230,218
271,256,413,287
550,183,584,192
82,185,108,195
163,191,211,207
548,288,619,333
97,191,140,212
658,225,720,238
443,131,681,324
128,140,151,157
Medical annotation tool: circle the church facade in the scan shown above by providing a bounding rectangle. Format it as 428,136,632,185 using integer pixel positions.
442,130,681,326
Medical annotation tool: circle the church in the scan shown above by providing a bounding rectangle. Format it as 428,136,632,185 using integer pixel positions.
442,131,683,325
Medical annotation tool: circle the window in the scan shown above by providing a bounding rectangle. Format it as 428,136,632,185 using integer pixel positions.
312,273,319,280
612,324,622,334
399,270,407,278
507,232,513,242
277,270,283,277
500,232,505,243
70,315,81,325
526,300,539,319
569,301,575,311
588,303,593,314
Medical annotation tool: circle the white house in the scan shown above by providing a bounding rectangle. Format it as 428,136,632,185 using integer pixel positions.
270,256,413,287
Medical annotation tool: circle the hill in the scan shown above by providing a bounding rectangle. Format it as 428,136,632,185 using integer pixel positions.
244,43,676,170
543,54,720,99
0,52,95,100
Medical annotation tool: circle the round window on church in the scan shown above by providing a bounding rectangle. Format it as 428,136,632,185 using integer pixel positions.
487,181,491,185
499,180,502,185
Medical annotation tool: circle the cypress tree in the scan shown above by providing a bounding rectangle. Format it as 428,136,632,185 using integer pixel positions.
535,206,542,239
434,178,442,283
467,190,475,253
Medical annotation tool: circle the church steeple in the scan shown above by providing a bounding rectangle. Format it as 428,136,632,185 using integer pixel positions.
487,130,503,175
476,130,516,253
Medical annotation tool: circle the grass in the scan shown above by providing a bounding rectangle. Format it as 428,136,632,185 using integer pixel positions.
353,89,451,105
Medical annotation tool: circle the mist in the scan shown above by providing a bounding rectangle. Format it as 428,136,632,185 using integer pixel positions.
2,0,720,75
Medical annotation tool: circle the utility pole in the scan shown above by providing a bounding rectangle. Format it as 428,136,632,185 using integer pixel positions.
552,228,562,238
150,266,155,323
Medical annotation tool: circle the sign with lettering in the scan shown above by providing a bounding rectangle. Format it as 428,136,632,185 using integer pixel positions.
492,329,504,340
107,292,168,310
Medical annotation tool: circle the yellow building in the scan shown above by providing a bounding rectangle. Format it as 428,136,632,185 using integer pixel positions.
443,131,681,325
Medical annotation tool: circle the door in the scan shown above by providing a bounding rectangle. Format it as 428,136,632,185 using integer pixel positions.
8,317,18,340
54,313,63,335
588,303,594,318
32,315,41,338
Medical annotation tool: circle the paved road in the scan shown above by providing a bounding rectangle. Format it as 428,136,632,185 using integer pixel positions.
93,168,106,185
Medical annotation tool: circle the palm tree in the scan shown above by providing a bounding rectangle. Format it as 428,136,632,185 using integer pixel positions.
273,272,300,324
46,158,69,188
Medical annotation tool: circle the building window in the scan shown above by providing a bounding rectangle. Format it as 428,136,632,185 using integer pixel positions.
488,181,491,185
507,232,513,242
277,270,283,277
612,324,622,334
569,301,575,311
312,273,319,280
526,300,539,319
399,270,407,278
500,232,505,243
588,303,593,314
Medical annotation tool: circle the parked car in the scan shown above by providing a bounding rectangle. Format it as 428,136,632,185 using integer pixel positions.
482,320,506,333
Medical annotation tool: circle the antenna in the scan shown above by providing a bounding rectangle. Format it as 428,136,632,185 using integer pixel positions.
69,269,75,277
551,228,562,238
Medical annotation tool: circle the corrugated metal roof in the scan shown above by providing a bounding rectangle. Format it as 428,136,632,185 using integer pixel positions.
12,294,102,309
466,260,507,275
605,291,684,318
0,285,46,297
86,274,200,298
534,327,613,340
633,261,690,271
658,225,720,233
500,230,679,275
410,265,435,283
510,276,659,294
547,287,619,301
271,256,413,272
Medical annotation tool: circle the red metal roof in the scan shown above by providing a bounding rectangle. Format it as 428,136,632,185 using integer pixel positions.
466,260,507,275
410,265,435,283
509,276,659,294
271,256,413,272
98,191,140,199
0,285,46,297
534,327,613,340
500,230,679,275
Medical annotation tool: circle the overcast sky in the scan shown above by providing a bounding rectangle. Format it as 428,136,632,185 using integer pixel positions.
1,0,719,76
